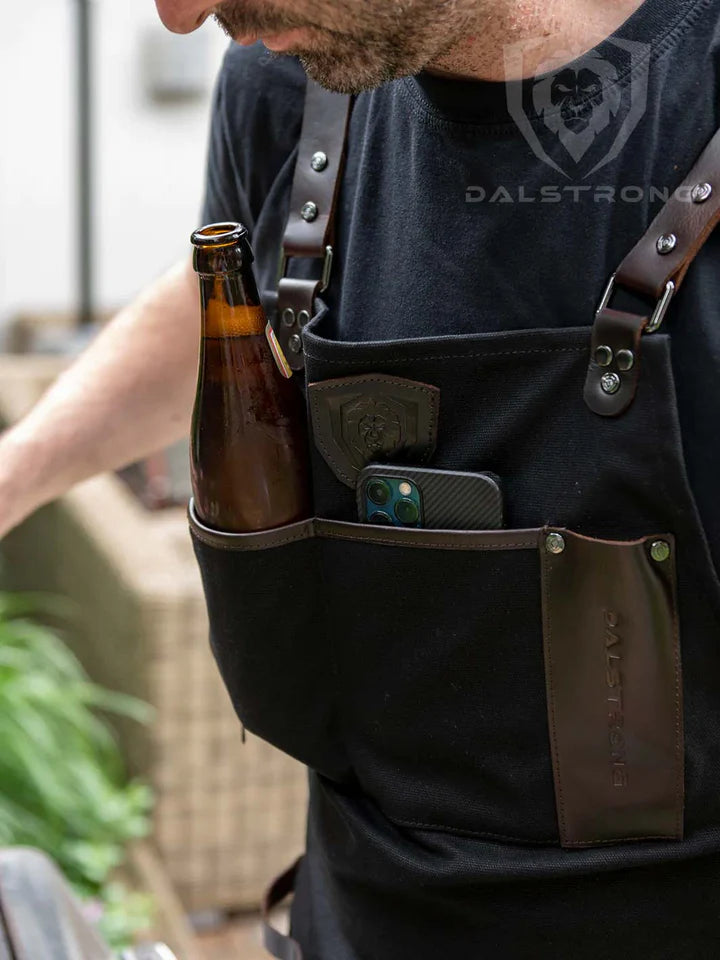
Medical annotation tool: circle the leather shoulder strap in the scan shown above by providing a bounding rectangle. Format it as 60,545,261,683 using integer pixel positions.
614,127,720,300
585,126,720,417
274,80,353,372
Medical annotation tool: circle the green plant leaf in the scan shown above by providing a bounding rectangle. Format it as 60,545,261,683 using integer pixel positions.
0,589,154,920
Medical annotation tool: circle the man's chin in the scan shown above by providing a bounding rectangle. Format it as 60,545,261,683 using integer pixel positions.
298,51,401,96
261,27,312,52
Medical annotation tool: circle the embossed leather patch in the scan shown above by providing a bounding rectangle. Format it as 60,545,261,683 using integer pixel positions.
540,528,684,848
308,375,440,488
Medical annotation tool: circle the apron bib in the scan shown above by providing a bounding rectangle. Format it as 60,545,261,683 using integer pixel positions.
189,81,720,958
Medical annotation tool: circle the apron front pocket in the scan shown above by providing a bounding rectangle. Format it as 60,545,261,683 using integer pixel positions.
189,505,350,783
321,523,557,841
319,521,682,846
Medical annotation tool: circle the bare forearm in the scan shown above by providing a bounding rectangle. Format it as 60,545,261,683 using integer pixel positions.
0,258,200,535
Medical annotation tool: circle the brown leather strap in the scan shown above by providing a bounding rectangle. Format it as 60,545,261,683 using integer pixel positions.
615,126,720,299
275,81,353,371
283,81,351,258
586,124,720,417
583,308,650,417
262,858,304,960
276,277,324,369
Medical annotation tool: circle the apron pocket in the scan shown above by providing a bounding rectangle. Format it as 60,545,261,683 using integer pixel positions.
188,503,350,783
320,521,683,846
319,521,557,842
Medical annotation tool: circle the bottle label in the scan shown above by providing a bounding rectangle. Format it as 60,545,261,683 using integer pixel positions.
265,322,294,379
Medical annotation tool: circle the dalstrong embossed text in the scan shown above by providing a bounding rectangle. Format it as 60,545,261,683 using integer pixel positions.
605,609,628,788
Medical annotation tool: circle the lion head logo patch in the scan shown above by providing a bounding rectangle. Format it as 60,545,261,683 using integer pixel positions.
308,375,440,488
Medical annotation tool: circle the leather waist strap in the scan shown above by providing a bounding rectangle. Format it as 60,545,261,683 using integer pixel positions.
262,858,304,960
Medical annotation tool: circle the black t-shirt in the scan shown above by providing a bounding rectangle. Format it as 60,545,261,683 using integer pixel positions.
201,0,720,952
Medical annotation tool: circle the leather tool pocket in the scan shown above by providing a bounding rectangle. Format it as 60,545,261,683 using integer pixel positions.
541,529,683,848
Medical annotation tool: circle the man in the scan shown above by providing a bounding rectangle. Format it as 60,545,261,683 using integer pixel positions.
3,0,720,955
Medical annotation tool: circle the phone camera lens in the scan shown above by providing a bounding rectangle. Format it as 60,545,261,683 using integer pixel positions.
368,511,393,525
395,498,419,525
367,480,391,505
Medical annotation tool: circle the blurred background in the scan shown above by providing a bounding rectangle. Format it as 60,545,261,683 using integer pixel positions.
0,3,306,957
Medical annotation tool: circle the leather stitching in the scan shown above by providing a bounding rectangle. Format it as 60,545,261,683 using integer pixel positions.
670,553,684,839
190,528,313,551
319,530,536,551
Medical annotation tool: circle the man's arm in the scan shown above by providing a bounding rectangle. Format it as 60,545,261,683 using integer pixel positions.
0,257,200,539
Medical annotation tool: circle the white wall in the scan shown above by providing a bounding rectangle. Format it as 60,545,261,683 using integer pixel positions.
0,0,228,320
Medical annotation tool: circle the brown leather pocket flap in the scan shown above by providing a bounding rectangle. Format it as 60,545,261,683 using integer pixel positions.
540,528,683,848
308,374,440,488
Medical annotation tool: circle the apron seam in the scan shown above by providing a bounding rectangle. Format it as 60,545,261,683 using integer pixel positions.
302,346,590,365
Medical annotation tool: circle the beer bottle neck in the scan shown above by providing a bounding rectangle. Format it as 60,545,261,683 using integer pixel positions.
198,270,266,338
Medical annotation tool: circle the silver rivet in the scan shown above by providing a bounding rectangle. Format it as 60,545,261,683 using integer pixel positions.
601,372,621,395
691,182,713,204
301,201,319,222
282,308,296,327
594,345,613,367
656,233,677,256
311,151,328,172
288,334,303,354
616,349,635,372
546,532,566,555
650,540,671,563
297,309,311,326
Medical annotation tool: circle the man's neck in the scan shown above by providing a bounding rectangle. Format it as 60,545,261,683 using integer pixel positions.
428,0,647,82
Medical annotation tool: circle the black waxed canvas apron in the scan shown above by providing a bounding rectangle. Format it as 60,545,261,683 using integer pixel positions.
189,81,720,959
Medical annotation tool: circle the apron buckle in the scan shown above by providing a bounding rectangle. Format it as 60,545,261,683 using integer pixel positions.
597,274,676,333
278,244,334,293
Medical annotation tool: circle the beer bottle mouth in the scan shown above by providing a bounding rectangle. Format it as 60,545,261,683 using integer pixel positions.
191,222,247,248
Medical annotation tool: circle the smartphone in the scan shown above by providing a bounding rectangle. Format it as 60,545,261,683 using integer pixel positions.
356,464,504,530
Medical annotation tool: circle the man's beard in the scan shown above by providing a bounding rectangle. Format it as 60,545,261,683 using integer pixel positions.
213,2,305,38
211,0,467,95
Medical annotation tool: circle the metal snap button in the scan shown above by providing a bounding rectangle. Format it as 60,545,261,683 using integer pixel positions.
301,201,319,222
616,349,635,372
546,532,566,555
594,345,614,367
311,151,329,172
650,540,671,563
288,334,303,354
656,233,678,255
691,182,713,204
601,372,621,395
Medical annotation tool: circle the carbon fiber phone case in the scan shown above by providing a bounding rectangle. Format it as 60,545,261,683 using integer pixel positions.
356,464,504,530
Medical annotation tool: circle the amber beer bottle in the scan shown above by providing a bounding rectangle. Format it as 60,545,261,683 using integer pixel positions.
190,222,311,532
